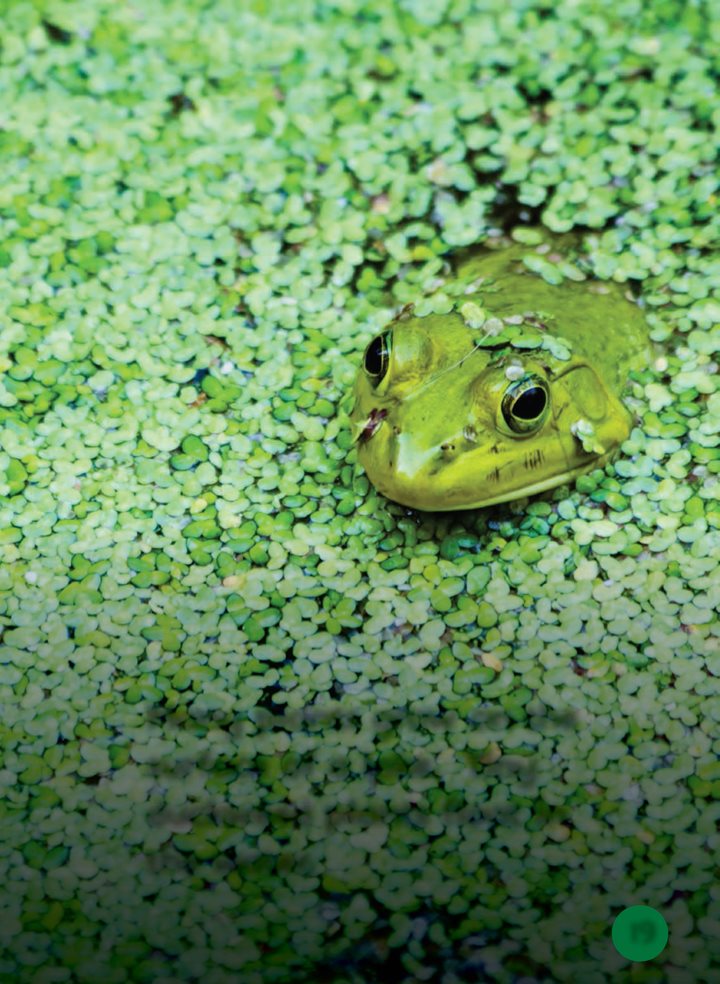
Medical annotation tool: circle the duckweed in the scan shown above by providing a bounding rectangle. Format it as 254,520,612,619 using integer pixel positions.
0,2,719,984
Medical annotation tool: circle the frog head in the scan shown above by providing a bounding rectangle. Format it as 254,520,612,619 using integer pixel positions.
350,314,633,511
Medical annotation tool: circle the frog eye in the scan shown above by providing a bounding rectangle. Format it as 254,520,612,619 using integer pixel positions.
501,374,549,433
364,331,391,382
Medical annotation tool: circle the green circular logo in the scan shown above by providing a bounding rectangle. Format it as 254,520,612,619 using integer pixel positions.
612,906,668,962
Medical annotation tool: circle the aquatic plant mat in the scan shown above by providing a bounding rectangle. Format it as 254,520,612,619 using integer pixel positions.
1,1,718,982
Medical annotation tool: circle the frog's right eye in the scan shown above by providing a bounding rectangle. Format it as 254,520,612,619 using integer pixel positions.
501,373,550,434
364,331,391,382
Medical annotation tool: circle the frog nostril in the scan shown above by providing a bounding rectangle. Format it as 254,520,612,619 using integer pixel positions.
359,407,388,442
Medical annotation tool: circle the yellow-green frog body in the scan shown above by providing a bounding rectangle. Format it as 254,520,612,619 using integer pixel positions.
350,234,651,511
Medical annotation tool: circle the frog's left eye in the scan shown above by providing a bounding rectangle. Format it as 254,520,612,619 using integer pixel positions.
501,374,549,433
364,331,391,382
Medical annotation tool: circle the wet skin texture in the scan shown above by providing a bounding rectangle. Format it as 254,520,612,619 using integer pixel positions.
350,233,651,512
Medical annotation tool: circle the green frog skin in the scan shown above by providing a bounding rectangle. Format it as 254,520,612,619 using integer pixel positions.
350,233,651,511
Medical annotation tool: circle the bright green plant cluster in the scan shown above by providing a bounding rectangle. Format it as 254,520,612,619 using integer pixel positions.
0,1,718,983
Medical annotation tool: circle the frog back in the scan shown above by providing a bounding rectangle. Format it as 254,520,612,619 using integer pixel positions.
456,235,652,396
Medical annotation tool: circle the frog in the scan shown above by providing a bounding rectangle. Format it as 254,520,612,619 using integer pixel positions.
349,231,652,511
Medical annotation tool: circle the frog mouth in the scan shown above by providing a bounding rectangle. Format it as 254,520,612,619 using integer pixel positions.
368,436,565,511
